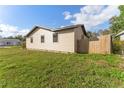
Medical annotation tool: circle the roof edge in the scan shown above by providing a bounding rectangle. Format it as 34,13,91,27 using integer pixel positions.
26,26,52,37
116,31,124,37
54,24,83,31
26,24,86,37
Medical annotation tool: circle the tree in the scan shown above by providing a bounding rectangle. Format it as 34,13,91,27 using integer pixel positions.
99,29,111,35
0,30,2,38
110,5,124,34
14,35,26,41
87,31,99,41
87,31,99,37
4,35,25,41
110,6,124,54
6,36,14,39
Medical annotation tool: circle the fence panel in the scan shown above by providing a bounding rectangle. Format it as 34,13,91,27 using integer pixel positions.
89,35,111,54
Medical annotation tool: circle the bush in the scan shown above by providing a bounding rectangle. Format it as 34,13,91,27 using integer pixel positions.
113,40,124,54
21,41,26,49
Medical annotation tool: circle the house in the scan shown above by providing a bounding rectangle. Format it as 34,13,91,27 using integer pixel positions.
0,39,21,46
26,24,89,53
116,31,124,41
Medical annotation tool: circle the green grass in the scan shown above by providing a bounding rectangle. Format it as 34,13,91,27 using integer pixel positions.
0,47,123,88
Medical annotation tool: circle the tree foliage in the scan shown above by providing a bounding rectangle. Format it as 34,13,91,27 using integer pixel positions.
4,35,25,41
113,40,124,54
87,31,99,41
110,5,124,34
99,29,111,35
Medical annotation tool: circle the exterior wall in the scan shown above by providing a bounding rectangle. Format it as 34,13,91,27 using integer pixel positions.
120,34,124,41
0,42,4,46
0,41,20,46
77,39,89,53
26,28,75,52
74,26,89,53
26,26,111,54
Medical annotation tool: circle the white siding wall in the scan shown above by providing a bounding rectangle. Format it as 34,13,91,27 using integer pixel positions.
26,28,75,52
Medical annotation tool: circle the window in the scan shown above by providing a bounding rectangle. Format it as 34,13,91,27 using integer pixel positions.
53,33,58,42
7,42,11,45
30,37,33,43
41,35,44,43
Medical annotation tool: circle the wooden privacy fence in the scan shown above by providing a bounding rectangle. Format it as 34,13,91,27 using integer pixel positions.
89,35,112,54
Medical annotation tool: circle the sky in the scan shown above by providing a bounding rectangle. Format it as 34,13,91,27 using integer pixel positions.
0,5,120,37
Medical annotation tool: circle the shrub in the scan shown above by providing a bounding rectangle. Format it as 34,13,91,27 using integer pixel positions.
113,40,124,54
21,41,26,49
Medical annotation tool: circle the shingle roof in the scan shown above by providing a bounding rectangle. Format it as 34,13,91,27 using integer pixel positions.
54,24,82,31
26,26,52,37
26,24,88,37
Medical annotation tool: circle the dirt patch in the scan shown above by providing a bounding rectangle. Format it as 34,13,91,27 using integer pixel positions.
84,59,109,67
121,56,124,59
118,55,124,70
118,61,124,70
95,60,109,67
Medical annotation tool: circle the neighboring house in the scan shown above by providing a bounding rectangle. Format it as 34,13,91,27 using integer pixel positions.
0,39,21,46
116,31,124,41
26,24,89,53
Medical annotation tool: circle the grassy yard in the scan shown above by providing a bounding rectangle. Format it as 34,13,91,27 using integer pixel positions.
0,47,124,88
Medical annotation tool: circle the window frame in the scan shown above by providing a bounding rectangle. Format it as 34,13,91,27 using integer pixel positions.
41,35,45,43
30,37,33,43
53,32,58,42
6,42,11,45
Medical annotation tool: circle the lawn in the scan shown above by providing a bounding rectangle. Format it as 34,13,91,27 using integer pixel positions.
0,47,124,88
